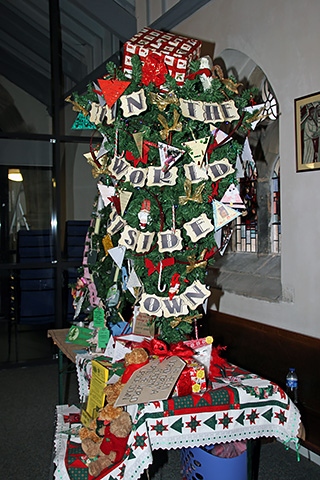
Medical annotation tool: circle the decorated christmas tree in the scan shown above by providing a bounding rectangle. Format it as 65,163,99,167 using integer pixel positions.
69,28,263,345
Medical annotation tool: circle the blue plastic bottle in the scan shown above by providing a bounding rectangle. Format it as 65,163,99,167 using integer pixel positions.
286,367,298,404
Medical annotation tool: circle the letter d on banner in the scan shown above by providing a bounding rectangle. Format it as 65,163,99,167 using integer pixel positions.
158,229,183,253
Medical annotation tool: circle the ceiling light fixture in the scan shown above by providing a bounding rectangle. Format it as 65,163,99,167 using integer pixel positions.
8,168,23,182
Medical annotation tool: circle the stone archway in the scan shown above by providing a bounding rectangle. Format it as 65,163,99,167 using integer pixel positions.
214,49,280,254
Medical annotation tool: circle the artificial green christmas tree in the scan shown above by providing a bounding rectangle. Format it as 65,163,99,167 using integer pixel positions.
69,29,262,345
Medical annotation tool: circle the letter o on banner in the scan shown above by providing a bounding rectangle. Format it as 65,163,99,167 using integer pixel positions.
140,293,163,317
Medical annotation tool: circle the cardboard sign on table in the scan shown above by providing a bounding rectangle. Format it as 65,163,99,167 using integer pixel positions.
114,356,186,407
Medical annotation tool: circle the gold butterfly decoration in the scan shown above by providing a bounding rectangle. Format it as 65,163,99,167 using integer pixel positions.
179,179,205,205
65,95,89,116
149,91,179,111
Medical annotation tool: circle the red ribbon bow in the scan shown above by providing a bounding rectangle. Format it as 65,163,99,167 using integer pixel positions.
140,338,194,361
141,52,168,87
144,257,175,276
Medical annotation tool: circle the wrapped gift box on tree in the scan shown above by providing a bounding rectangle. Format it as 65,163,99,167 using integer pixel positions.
122,27,202,86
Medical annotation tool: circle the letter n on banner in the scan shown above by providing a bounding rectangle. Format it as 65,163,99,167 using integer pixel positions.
120,89,148,117
181,281,211,310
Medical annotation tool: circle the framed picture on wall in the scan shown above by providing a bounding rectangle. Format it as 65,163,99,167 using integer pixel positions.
295,91,320,172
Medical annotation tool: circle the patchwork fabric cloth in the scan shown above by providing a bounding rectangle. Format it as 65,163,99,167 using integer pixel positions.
53,366,301,480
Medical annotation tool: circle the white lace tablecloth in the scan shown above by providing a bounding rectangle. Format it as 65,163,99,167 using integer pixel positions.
52,369,301,480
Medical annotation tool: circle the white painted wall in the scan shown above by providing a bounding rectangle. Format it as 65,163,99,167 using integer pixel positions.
136,0,180,30
167,0,320,339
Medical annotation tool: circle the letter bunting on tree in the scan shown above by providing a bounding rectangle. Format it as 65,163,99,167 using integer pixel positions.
69,28,263,344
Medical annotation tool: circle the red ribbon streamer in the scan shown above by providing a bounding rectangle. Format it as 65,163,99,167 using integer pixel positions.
126,140,157,167
139,338,194,361
107,195,121,215
186,68,212,81
206,136,219,160
144,257,175,275
208,181,220,203
204,246,218,260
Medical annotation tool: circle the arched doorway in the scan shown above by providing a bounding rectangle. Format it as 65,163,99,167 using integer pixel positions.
214,49,280,254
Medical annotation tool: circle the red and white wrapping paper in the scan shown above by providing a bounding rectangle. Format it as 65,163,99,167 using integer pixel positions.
184,336,213,373
122,27,202,85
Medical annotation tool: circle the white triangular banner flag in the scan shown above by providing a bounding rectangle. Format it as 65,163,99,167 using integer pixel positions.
112,340,132,363
104,335,115,358
96,134,109,159
98,184,116,207
127,269,141,289
221,183,245,209
182,136,210,166
120,190,133,216
158,142,184,171
214,228,222,249
211,128,231,146
108,245,126,269
133,132,143,157
242,137,255,166
235,154,244,178
127,269,142,297
212,200,241,231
